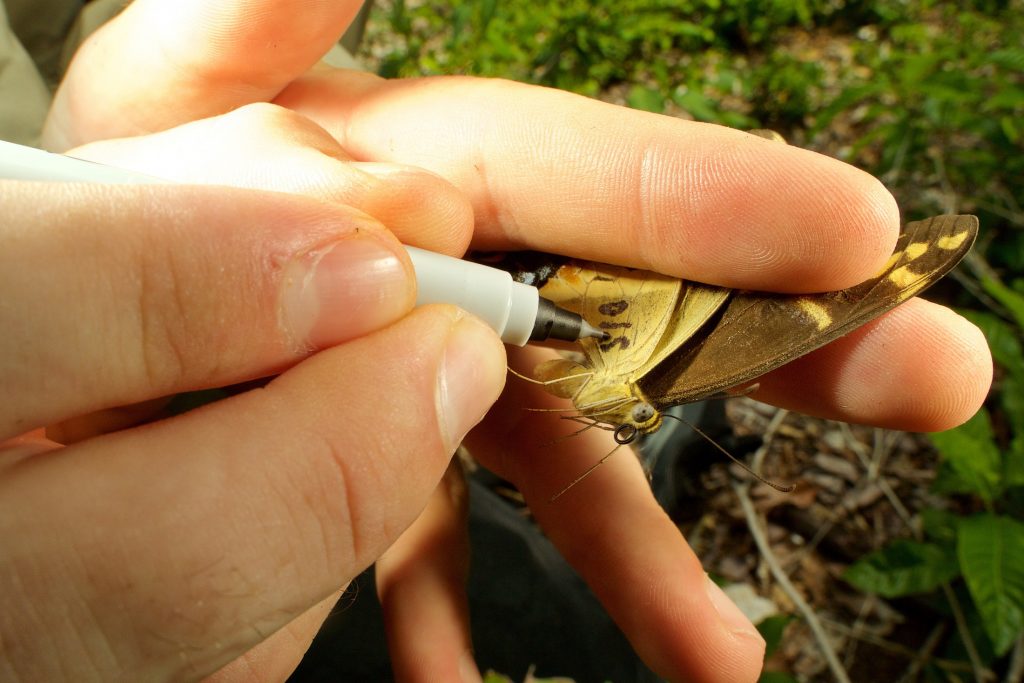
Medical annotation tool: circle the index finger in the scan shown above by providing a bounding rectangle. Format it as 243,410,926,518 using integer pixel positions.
279,72,900,292
464,345,766,683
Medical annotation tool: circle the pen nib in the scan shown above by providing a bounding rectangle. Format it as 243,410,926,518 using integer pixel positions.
579,318,610,342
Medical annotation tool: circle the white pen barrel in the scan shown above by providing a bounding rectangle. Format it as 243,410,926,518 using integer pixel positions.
0,140,159,184
405,247,538,346
0,140,543,346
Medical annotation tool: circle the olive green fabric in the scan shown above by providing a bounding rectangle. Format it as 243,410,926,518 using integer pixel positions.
0,0,366,145
0,1,55,145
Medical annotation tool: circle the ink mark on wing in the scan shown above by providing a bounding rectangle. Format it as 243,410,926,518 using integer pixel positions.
599,301,629,316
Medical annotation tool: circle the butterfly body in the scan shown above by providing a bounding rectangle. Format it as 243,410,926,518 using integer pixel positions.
525,259,731,440
507,214,979,441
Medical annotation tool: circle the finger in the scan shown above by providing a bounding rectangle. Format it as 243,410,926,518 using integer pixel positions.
376,460,479,683
70,104,474,256
749,298,993,431
44,0,365,149
464,347,765,683
203,588,343,683
278,71,900,292
0,182,414,440
0,306,506,680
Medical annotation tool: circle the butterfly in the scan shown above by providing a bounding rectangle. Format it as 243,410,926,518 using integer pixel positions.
500,214,978,444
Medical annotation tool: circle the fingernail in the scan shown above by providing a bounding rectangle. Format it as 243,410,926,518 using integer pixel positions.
437,313,506,453
459,648,483,683
280,234,414,351
706,575,763,643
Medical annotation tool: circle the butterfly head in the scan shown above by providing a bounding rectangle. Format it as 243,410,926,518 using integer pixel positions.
613,400,662,444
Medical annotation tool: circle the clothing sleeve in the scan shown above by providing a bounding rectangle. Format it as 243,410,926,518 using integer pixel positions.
0,0,370,145
0,1,54,145
0,0,129,145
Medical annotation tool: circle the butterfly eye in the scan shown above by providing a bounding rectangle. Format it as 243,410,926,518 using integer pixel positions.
631,402,656,423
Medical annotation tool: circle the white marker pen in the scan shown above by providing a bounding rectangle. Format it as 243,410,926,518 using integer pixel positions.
0,139,606,346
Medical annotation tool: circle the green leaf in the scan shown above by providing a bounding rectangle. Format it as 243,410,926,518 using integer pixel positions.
758,672,799,683
672,88,721,122
978,273,1024,332
1002,372,1024,436
626,85,665,113
989,48,1024,73
941,582,998,667
482,672,513,683
921,507,959,544
1003,116,1021,144
757,614,794,658
956,309,1023,373
957,513,1024,655
930,408,1003,504
844,540,960,597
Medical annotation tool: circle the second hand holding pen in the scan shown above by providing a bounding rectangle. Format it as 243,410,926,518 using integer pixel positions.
0,140,607,346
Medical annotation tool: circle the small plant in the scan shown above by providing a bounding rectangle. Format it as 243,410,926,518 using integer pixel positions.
844,261,1024,673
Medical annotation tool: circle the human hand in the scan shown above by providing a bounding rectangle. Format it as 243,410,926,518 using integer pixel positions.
42,2,993,681
0,110,507,681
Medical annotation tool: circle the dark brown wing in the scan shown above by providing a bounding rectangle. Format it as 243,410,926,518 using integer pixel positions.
640,214,978,407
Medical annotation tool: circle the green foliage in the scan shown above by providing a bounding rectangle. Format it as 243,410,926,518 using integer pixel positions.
844,540,961,597
368,0,871,124
809,7,1024,273
757,672,799,683
931,409,1003,504
851,291,1024,659
958,514,1024,654
756,613,794,659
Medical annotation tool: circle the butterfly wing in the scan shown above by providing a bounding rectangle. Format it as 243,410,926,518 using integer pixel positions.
644,282,731,377
640,214,979,407
489,253,727,376
537,261,686,376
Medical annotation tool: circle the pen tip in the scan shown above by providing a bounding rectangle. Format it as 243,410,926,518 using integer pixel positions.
579,318,609,341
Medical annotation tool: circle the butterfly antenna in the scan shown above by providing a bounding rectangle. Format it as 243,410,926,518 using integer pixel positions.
663,413,794,493
549,444,622,502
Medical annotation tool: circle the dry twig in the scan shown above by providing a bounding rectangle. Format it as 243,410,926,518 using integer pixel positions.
942,582,994,683
896,622,945,683
734,480,852,683
1006,632,1024,683
823,618,975,676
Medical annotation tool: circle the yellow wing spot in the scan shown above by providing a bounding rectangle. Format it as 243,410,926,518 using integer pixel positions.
796,298,833,330
875,252,901,277
938,231,970,250
888,264,923,289
904,242,928,260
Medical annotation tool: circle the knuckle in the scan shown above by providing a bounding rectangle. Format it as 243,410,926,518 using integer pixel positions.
130,238,211,391
229,102,318,140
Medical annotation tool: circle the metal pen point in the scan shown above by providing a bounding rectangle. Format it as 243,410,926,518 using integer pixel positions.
0,139,603,346
530,296,609,342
